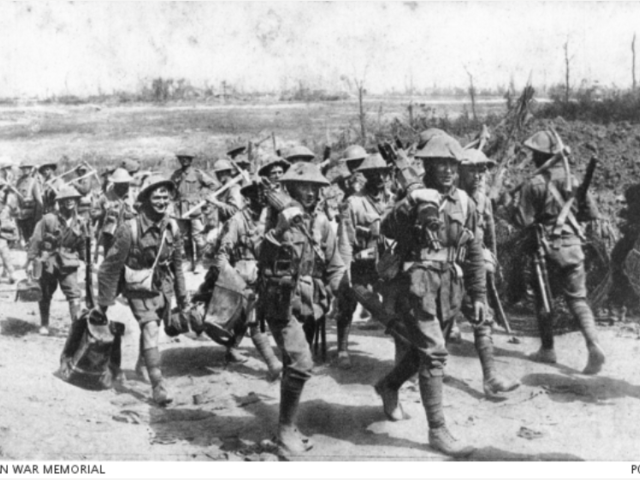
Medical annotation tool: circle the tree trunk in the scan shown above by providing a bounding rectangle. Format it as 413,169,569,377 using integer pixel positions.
358,84,366,146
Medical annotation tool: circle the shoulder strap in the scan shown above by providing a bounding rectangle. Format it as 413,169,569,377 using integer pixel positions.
457,189,470,222
128,218,138,247
546,180,585,240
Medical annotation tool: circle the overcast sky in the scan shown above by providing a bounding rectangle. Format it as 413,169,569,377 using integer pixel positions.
0,1,638,97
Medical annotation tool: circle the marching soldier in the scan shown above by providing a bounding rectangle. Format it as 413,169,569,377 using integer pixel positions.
170,150,219,272
97,175,187,405
193,179,283,374
15,159,43,242
258,162,347,454
457,149,519,397
121,159,143,200
227,143,251,171
335,153,393,368
71,164,94,221
511,130,605,374
333,145,367,199
39,161,64,214
258,156,290,186
373,134,484,457
92,168,136,256
0,201,17,283
208,159,245,224
27,186,89,336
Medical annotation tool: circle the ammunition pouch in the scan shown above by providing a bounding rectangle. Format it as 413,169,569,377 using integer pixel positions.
58,249,81,270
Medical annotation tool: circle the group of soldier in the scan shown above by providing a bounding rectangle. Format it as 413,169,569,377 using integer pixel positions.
0,126,611,458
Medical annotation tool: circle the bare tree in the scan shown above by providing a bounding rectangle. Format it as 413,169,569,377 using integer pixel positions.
563,39,572,103
464,66,478,121
633,33,637,90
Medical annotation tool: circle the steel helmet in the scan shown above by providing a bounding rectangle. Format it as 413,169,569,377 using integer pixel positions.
280,162,330,186
175,149,196,159
227,143,247,158
460,149,497,167
213,158,235,173
523,131,559,155
37,160,58,171
55,185,81,201
137,175,175,203
356,154,390,172
258,157,290,177
417,128,447,149
108,168,133,184
19,158,35,168
121,159,141,174
342,145,367,163
284,145,315,163
414,134,464,161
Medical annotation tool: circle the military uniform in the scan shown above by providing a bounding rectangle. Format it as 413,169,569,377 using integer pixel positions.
372,134,484,458
170,164,218,265
98,175,186,405
457,148,519,398
92,184,136,255
15,169,43,241
336,154,394,366
258,162,347,454
0,203,17,282
513,130,604,374
195,193,282,374
28,207,88,331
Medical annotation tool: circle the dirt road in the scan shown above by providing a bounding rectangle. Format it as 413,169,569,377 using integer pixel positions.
0,247,638,462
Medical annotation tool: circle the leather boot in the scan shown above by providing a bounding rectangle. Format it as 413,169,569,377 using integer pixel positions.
250,326,282,381
38,299,51,335
277,369,312,455
374,347,418,421
68,300,81,323
336,311,353,369
568,298,605,375
419,375,475,458
144,347,172,406
474,327,519,398
529,311,556,364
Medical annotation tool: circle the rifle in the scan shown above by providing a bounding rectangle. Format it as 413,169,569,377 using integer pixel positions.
486,272,512,334
533,224,553,315
576,156,598,207
85,228,95,309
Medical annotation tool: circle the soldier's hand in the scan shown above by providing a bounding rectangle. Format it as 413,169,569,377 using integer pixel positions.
409,188,441,205
472,301,486,326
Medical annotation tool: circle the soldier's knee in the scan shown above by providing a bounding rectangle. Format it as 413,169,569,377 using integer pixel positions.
289,349,314,374
141,320,160,349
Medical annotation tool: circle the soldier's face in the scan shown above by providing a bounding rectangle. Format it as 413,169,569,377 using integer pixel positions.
148,187,171,215
218,170,233,185
460,165,486,191
431,159,458,189
59,198,77,213
363,170,389,191
178,157,193,169
41,166,54,179
268,166,284,182
289,182,320,208
113,182,130,196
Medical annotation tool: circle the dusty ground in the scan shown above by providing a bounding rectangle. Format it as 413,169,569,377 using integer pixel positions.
1,247,640,462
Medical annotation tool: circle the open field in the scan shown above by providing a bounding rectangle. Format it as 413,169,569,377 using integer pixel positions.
0,97,506,172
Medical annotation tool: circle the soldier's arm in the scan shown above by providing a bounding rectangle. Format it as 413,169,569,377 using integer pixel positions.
380,196,414,241
512,181,541,228
321,217,348,293
27,217,46,261
462,202,487,302
484,200,497,256
97,223,132,307
214,215,239,269
336,201,355,266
